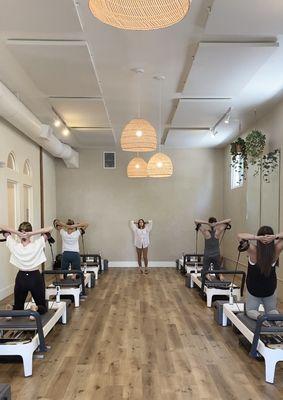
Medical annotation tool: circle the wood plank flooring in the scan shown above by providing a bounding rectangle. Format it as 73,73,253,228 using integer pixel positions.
0,268,283,399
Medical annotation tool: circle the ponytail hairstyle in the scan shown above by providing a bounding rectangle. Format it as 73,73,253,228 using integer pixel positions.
256,226,275,277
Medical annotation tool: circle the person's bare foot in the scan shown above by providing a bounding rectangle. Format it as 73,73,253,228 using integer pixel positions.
29,305,38,320
219,274,225,281
5,304,13,320
144,268,149,274
138,267,143,274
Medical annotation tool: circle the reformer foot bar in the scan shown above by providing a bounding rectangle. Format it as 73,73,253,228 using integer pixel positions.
220,303,283,383
188,270,246,307
44,270,86,307
178,254,204,275
0,301,67,377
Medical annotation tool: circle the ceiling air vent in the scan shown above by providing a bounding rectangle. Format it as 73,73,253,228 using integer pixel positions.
103,152,116,169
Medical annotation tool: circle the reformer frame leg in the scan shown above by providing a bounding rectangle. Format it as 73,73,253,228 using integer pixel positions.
265,357,278,384
207,292,213,308
74,292,80,307
189,275,194,288
22,351,33,377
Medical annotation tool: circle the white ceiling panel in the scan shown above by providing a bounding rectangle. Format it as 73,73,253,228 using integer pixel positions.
183,42,276,97
72,129,115,147
0,0,81,34
206,0,283,36
166,128,229,148
50,98,110,128
172,99,231,127
6,41,101,97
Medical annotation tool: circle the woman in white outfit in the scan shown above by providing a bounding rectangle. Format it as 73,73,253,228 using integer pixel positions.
131,219,153,274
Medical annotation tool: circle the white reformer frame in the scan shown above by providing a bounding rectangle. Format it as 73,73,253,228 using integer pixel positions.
46,284,82,307
83,265,99,281
0,301,66,377
189,272,241,307
221,303,283,384
178,255,203,274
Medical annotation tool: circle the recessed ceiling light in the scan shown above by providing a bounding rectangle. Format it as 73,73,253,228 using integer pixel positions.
62,128,70,136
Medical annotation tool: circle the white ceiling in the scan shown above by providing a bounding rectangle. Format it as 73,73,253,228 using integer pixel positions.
0,0,283,149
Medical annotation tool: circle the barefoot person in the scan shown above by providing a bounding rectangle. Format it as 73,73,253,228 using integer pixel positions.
54,219,88,278
194,217,231,281
0,222,53,317
130,219,153,274
238,226,283,324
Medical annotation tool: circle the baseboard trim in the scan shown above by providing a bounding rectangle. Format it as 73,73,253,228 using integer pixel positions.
0,284,14,301
109,261,175,268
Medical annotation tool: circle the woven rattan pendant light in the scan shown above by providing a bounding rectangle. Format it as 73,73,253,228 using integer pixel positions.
148,76,173,178
121,118,157,152
147,152,173,177
89,0,191,31
121,69,157,152
127,156,148,178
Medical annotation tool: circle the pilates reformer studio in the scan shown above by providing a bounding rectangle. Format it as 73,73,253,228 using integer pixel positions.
1,1,283,399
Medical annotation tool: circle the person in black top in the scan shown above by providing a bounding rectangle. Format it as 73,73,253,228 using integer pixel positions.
195,217,231,280
238,226,283,323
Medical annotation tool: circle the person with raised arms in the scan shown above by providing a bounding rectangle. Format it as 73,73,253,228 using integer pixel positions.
0,222,53,317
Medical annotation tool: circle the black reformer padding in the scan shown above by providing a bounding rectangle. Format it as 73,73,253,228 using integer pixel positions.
0,310,47,352
43,270,86,296
82,254,102,273
201,270,246,295
183,253,203,267
247,313,283,357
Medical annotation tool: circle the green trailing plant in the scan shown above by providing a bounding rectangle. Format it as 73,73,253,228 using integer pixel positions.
230,130,280,183
230,137,248,180
261,149,280,183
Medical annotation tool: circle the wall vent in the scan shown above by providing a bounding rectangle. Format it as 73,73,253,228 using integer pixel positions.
103,152,116,169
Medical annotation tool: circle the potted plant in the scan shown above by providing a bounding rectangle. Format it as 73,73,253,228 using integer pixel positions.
230,137,248,177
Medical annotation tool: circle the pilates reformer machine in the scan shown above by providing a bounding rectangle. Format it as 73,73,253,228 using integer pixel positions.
177,253,204,275
188,268,246,307
0,301,67,377
218,302,283,383
44,270,91,308
81,254,103,280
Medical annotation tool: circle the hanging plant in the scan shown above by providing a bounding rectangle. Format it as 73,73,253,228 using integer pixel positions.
261,149,280,183
245,130,266,176
230,137,248,180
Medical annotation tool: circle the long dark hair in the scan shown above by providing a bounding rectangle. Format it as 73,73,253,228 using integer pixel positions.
208,217,217,224
257,226,275,277
138,219,145,229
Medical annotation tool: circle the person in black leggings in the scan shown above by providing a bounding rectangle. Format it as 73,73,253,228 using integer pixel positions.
194,217,231,281
0,222,53,316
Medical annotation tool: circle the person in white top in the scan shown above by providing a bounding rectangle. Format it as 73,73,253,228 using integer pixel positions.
54,218,88,278
0,221,53,316
130,219,153,274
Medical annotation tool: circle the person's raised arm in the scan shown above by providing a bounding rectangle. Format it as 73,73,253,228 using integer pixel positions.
25,226,53,238
72,222,89,230
53,219,67,231
130,220,137,231
0,225,22,238
146,220,153,232
194,219,210,226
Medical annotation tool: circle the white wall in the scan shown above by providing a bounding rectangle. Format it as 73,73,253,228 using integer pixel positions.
56,148,224,264
222,98,283,299
0,117,56,299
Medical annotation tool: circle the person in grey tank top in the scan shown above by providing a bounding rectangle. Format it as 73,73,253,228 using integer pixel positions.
195,217,231,280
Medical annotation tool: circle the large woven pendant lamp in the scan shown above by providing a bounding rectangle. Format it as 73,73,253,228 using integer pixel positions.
121,118,157,152
121,69,157,152
147,152,173,177
89,0,191,31
148,76,173,178
127,156,148,178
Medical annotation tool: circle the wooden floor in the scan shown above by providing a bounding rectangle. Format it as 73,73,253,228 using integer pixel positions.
1,268,283,399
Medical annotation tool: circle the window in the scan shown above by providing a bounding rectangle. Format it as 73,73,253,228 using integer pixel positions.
23,185,32,222
23,159,31,176
7,181,17,228
7,152,16,170
231,155,244,189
